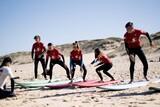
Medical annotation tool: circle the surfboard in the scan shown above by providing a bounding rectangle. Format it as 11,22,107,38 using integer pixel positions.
15,79,61,88
148,78,160,91
15,79,61,85
98,81,149,91
16,78,82,88
46,80,96,89
73,80,120,88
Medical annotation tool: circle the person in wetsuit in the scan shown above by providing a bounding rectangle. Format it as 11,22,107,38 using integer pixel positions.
124,22,153,83
31,35,47,79
91,48,115,82
70,41,87,82
46,43,71,81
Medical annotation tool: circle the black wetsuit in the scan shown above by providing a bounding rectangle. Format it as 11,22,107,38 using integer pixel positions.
70,60,87,81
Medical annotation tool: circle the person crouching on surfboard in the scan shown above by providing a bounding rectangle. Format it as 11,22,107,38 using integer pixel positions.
91,48,115,82
0,57,16,99
70,41,87,82
46,43,71,81
31,35,47,79
124,22,153,83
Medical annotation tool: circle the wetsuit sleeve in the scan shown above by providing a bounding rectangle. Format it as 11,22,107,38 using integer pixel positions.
61,54,65,63
91,59,98,64
31,45,35,59
46,53,49,68
10,78,15,93
96,62,103,66
124,35,130,55
145,32,152,45
125,42,130,55
70,56,72,70
139,30,152,45
80,51,83,67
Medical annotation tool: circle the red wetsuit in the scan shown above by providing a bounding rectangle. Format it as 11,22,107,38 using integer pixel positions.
98,54,112,64
124,29,147,48
46,48,62,60
70,49,82,61
32,42,46,58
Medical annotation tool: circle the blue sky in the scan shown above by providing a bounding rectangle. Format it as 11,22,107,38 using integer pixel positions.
0,0,160,55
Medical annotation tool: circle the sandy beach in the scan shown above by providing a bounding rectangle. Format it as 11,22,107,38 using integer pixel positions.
0,50,160,107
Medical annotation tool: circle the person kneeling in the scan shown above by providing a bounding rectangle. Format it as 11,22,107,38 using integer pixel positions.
0,57,16,99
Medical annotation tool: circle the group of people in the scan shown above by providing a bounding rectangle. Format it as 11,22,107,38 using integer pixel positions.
0,22,154,98
31,35,115,82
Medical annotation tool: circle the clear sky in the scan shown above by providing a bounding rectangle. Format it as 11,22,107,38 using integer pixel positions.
0,0,160,55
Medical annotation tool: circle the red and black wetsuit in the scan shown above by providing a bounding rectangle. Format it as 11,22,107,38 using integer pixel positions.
31,42,46,79
91,54,114,81
70,49,87,81
124,29,152,82
46,48,70,80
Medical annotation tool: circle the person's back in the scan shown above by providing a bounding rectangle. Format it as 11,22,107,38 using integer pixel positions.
0,66,13,90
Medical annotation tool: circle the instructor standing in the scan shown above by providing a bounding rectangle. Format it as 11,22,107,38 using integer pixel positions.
31,35,47,79
124,22,153,83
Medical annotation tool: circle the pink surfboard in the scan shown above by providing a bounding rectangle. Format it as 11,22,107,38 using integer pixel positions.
46,80,97,89
46,83,72,89
74,80,120,88
72,80,98,86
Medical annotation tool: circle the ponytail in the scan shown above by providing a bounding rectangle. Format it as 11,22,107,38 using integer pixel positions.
0,57,12,68
94,48,101,58
75,41,80,49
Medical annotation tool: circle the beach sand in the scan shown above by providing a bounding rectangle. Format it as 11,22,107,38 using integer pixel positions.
0,51,160,107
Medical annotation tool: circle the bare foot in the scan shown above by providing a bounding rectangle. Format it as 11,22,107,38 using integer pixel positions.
144,76,149,81
98,80,104,83
128,80,133,84
110,78,115,81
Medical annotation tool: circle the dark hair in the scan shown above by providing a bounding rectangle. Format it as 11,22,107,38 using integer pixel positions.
34,35,41,40
74,41,80,49
0,57,12,68
48,43,53,46
72,43,76,46
125,22,133,28
94,48,101,58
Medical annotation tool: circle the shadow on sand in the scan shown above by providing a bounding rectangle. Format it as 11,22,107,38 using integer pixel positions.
107,90,160,97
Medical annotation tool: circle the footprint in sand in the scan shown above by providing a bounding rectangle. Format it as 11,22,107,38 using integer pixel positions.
81,100,90,103
62,99,68,102
138,102,147,104
146,98,156,101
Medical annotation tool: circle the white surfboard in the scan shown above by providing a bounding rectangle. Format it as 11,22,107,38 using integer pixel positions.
98,81,149,91
16,78,82,88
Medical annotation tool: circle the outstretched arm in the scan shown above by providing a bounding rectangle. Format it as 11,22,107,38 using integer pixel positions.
91,59,98,65
145,32,153,46
96,62,103,66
